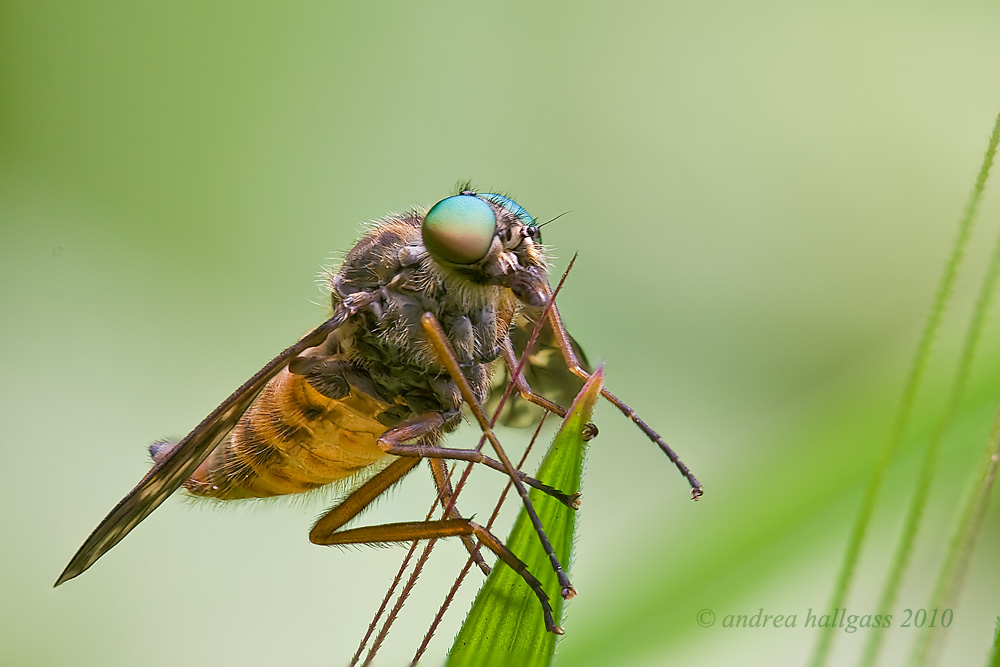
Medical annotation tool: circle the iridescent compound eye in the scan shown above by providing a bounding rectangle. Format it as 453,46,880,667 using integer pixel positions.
478,193,540,241
422,195,497,264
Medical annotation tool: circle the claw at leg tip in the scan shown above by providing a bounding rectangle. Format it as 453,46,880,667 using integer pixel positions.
562,586,577,600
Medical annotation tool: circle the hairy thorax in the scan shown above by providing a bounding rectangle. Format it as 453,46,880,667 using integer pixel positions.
173,213,521,500
322,214,518,425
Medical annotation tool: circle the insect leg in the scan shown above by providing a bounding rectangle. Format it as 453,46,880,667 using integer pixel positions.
427,458,491,576
307,449,487,575
500,337,599,441
500,338,567,417
545,302,704,499
309,456,422,543
378,430,580,509
421,312,576,600
319,518,562,635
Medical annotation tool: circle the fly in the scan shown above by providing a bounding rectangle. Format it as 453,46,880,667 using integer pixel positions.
55,186,703,635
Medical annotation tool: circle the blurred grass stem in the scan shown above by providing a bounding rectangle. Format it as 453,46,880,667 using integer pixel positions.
811,110,1000,667
862,112,1000,667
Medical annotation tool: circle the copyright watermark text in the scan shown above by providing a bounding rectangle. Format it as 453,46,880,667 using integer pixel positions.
696,608,954,633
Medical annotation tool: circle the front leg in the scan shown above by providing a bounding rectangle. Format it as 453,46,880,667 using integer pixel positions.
421,312,576,600
427,458,490,576
500,337,599,441
545,301,703,498
376,413,580,509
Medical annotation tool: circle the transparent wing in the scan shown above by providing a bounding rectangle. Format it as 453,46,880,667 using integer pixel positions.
485,305,592,428
55,309,350,586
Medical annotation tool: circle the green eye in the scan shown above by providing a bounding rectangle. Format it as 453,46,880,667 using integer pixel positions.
422,195,497,264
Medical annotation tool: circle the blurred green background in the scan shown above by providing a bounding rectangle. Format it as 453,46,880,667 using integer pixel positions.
4,2,1000,665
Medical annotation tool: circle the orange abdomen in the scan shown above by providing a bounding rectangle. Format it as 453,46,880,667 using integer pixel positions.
179,368,392,499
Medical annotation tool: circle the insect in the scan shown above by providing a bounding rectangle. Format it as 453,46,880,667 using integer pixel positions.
55,186,703,635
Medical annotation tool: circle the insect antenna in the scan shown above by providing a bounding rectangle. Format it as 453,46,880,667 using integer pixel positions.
536,210,572,229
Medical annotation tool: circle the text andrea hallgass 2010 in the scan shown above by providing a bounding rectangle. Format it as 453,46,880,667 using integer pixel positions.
696,607,954,633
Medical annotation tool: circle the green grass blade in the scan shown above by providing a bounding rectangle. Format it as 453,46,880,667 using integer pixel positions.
862,110,1000,667
912,405,1000,666
447,367,604,667
988,615,1000,667
810,110,1000,667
